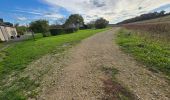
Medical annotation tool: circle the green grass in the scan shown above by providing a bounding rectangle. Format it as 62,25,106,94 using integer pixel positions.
116,29,170,78
0,28,109,99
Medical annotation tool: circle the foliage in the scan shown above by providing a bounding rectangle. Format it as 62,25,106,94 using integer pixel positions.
0,28,109,99
50,28,65,36
86,21,95,29
118,11,170,24
16,26,28,35
64,14,84,29
64,28,78,33
29,20,49,37
50,27,79,36
116,29,170,78
0,18,3,23
95,18,109,29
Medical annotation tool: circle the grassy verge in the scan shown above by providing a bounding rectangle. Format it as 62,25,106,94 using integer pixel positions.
116,28,170,79
0,28,109,99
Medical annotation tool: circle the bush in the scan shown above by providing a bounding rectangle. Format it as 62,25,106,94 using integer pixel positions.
29,20,49,37
16,26,28,35
65,28,78,33
50,28,78,35
50,28,65,36
0,39,3,43
95,18,109,29
87,21,95,29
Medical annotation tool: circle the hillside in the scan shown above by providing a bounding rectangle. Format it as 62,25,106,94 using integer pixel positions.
132,15,170,24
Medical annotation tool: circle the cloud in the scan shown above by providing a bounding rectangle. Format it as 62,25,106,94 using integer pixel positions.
13,7,65,24
13,9,42,15
43,0,170,23
90,0,106,7
17,17,27,21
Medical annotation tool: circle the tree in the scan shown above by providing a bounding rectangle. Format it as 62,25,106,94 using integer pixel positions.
87,21,95,29
159,10,166,16
0,18,3,23
29,20,49,37
64,14,84,29
118,10,167,24
16,26,28,35
95,18,109,29
55,18,66,25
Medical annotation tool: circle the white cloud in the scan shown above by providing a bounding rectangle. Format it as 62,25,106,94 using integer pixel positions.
17,17,27,21
44,13,64,19
43,0,170,23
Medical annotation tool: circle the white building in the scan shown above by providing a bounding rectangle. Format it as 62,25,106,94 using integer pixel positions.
0,24,18,42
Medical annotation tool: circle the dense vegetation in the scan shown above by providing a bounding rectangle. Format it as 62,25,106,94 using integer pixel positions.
87,18,109,29
118,11,170,24
0,28,109,99
29,20,49,37
116,29,170,79
95,18,109,29
63,14,84,29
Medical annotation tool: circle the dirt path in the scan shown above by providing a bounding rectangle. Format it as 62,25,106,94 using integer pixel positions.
37,28,170,100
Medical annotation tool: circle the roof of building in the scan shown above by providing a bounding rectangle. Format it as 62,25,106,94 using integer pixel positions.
0,18,14,27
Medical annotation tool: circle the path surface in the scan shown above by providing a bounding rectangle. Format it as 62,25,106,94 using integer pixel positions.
37,28,170,100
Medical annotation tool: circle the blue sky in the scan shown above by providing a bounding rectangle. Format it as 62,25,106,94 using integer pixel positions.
0,0,170,25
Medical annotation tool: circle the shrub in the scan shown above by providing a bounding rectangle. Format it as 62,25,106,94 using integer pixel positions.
64,28,78,33
50,28,78,35
0,39,3,43
50,28,65,36
16,26,28,35
86,21,95,29
29,20,49,37
95,18,109,29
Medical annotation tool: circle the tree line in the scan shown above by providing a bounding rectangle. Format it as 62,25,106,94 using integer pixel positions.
118,11,170,24
1,14,109,37
29,14,109,37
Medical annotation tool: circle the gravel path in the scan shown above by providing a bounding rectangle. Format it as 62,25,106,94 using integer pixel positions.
36,28,169,100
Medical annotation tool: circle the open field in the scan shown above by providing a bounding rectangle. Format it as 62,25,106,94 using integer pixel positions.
0,28,109,99
123,23,170,42
116,28,170,79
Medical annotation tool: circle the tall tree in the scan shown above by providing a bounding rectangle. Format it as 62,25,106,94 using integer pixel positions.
29,20,49,37
64,14,84,29
95,18,109,29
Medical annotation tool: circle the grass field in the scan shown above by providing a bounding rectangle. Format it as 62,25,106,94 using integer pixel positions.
116,29,170,79
0,28,109,99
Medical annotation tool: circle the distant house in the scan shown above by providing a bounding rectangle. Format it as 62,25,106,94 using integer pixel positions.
0,19,18,42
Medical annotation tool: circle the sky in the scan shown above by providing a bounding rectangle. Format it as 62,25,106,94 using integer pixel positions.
0,0,170,25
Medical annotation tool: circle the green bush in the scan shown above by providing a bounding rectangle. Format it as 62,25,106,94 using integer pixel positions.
29,20,49,37
50,28,78,36
50,28,64,36
95,18,109,29
64,28,78,33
